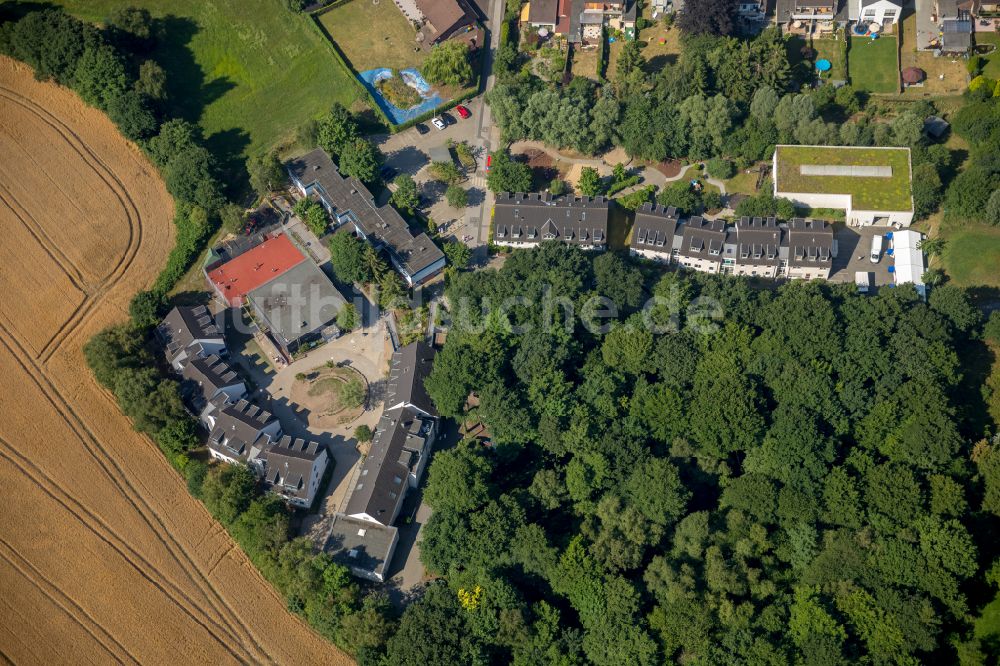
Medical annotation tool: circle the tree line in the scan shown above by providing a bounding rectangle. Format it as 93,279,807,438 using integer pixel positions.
366,242,1000,665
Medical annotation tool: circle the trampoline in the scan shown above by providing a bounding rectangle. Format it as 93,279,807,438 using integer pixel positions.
816,59,832,72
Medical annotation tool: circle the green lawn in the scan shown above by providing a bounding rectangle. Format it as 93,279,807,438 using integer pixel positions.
34,1,361,172
848,33,899,94
774,145,913,212
723,170,759,196
318,0,423,72
978,33,1000,78
940,224,1000,288
812,37,847,81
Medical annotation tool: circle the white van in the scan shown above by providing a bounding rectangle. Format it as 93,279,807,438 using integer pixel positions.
870,235,883,263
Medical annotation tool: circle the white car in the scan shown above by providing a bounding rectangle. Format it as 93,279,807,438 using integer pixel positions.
431,117,446,131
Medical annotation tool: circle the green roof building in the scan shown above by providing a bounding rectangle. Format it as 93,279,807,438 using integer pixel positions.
772,145,914,227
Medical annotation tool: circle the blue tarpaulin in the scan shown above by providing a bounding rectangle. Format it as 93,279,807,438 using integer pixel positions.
358,68,443,125
888,265,896,273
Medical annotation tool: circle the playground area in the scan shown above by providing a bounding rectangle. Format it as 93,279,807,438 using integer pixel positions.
290,363,369,430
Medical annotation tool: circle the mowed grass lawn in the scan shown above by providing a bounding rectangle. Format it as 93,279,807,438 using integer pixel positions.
318,0,423,72
848,33,898,93
941,224,1000,287
812,38,846,81
36,0,361,163
978,33,1000,78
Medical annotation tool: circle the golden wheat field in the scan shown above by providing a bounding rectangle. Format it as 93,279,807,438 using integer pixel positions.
0,56,350,665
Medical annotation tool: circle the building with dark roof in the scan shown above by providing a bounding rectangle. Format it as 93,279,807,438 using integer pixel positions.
287,149,446,286
775,0,840,28
493,192,608,249
324,344,439,581
157,305,225,370
246,259,347,357
725,216,783,278
207,399,282,465
941,16,972,52
786,218,834,279
414,0,478,44
678,217,727,273
527,0,559,26
180,355,246,426
260,436,328,508
631,203,680,263
324,513,399,582
346,407,436,526
629,213,836,281
384,341,436,417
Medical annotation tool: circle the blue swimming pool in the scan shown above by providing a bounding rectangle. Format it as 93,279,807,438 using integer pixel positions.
358,68,443,125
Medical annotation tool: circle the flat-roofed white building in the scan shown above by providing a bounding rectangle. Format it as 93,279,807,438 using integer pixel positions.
889,229,925,294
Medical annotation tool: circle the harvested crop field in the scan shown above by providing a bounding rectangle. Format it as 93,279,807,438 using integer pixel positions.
0,57,350,665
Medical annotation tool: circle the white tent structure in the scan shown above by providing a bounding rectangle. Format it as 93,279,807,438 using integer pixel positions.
890,229,925,291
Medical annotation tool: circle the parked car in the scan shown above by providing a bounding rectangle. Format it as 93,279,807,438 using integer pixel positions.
870,234,883,263
855,271,871,294
431,117,446,130
455,104,471,119
415,122,430,135
440,112,456,126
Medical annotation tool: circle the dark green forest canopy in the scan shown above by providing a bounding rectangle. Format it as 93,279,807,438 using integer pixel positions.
403,242,1000,665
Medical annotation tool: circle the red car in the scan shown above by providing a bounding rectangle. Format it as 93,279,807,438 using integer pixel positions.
455,104,471,119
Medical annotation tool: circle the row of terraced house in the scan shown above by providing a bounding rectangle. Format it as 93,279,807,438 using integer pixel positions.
491,192,836,280
630,205,836,280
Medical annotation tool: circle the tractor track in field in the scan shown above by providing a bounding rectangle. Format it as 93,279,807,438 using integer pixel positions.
0,325,279,665
0,87,143,365
0,183,86,289
0,434,253,664
0,536,139,665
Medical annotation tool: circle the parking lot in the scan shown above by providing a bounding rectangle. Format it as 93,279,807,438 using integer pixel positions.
830,224,896,287
374,96,492,255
